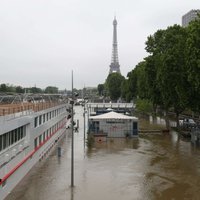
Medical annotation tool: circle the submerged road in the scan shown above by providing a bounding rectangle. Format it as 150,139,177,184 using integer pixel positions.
6,106,200,200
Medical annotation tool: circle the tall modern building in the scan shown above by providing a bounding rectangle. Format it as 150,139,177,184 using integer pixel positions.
109,17,121,74
182,9,200,27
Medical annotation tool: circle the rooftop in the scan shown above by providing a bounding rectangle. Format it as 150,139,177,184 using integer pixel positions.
89,111,138,120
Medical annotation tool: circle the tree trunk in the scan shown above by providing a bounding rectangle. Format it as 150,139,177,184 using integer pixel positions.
153,104,157,116
165,108,170,130
176,112,180,129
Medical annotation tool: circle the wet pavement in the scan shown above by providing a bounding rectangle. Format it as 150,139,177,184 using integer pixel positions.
6,106,200,200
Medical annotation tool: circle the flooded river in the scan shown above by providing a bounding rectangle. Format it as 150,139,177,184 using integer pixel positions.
6,106,200,200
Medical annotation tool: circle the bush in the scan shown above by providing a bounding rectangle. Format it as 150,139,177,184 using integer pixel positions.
136,99,153,114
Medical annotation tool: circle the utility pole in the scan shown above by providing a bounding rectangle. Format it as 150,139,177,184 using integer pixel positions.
83,86,86,147
71,70,74,187
83,102,86,146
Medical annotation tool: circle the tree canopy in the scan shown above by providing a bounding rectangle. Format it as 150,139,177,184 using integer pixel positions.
44,86,58,94
97,84,104,96
120,16,200,123
0,83,60,94
106,73,125,101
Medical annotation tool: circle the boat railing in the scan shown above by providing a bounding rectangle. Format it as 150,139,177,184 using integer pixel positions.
0,110,34,122
0,102,63,117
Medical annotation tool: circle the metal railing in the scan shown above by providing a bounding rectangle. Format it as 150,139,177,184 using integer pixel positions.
0,102,63,116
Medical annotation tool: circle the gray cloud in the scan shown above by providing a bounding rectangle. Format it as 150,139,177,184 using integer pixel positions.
0,0,199,89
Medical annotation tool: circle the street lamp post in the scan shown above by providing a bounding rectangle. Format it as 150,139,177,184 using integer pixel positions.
71,70,74,187
83,102,86,146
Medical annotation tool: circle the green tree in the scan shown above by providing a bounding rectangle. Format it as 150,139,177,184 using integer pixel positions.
106,73,125,101
145,30,166,113
15,86,24,93
185,15,200,112
145,25,188,128
144,56,163,113
126,69,137,101
136,99,153,114
97,84,104,96
0,84,8,92
154,25,188,126
0,83,16,93
44,86,58,94
135,61,148,99
163,25,188,126
30,87,43,93
121,79,130,102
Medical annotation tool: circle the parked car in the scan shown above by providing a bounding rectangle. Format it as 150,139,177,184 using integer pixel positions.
179,118,196,127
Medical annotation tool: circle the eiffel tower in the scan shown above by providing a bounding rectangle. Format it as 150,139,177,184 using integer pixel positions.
109,17,121,74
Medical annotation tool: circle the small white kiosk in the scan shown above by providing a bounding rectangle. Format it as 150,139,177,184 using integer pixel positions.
88,111,138,140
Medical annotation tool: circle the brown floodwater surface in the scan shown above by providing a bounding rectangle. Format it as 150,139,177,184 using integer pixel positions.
5,106,200,200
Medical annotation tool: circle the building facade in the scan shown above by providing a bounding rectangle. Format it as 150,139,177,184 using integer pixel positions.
88,111,138,138
182,9,200,27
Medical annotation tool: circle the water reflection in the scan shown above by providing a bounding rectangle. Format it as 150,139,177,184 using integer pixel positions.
149,115,177,127
70,187,74,200
94,138,139,150
170,130,179,145
142,131,200,200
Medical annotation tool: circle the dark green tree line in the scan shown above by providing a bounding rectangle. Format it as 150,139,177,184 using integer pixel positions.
0,83,60,94
120,16,200,128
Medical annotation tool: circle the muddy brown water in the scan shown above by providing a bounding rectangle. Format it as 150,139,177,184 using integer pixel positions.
5,106,200,200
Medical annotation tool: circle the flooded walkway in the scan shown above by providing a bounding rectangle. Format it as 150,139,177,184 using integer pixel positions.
6,106,200,200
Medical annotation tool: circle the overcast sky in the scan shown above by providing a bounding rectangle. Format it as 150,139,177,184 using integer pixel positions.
0,0,199,90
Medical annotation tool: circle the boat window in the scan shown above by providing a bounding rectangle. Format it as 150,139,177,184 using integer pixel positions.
34,117,38,127
43,132,46,142
0,125,27,152
2,134,6,149
39,135,42,144
39,115,42,125
34,138,38,149
43,114,45,123
11,130,14,145
22,126,25,137
0,135,2,151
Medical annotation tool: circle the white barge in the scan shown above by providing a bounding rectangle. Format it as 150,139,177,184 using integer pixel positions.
0,94,70,200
